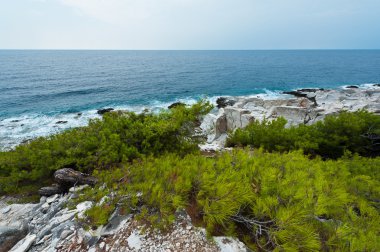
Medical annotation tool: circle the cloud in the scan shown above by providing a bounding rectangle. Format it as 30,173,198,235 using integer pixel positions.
59,0,198,24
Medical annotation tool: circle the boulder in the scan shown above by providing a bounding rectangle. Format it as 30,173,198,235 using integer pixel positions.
0,226,27,252
346,85,359,89
224,107,252,131
54,168,98,187
216,97,236,108
97,108,114,115
168,102,185,109
38,185,66,197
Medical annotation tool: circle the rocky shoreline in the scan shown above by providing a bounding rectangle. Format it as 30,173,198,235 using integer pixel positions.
0,186,248,252
1,84,379,252
200,85,380,151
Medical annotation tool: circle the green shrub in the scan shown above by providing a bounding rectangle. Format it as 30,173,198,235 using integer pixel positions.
80,150,380,251
0,101,212,194
226,110,380,158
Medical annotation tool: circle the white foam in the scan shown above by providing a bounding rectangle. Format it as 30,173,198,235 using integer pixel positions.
0,98,204,150
0,111,100,150
5,84,378,150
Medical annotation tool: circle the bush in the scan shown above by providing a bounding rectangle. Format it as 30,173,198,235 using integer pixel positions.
79,150,380,251
0,101,213,194
226,110,380,158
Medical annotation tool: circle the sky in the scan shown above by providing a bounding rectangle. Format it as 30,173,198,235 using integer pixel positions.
0,0,379,49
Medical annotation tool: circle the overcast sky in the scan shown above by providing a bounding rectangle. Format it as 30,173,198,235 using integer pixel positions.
1,0,379,49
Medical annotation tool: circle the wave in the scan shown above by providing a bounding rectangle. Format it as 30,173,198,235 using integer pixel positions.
0,97,201,150
1,83,379,151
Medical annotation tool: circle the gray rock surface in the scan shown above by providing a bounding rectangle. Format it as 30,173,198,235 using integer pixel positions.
0,188,250,252
200,86,380,150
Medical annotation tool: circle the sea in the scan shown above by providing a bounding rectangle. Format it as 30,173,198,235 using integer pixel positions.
1,50,380,150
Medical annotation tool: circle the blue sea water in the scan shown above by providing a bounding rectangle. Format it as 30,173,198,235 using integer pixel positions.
1,50,380,149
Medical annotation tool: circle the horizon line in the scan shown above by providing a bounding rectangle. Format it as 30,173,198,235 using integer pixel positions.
1,48,380,51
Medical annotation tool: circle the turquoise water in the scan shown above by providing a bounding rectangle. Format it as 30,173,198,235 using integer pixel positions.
1,50,380,148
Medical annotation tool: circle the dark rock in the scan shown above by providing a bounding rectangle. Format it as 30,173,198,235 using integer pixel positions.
346,85,359,89
77,113,83,116
168,102,186,109
308,96,318,107
283,91,308,98
97,108,114,115
0,226,27,252
38,184,66,197
10,120,21,123
296,88,324,92
54,168,98,187
373,84,380,87
21,139,32,144
216,97,236,108
56,121,68,124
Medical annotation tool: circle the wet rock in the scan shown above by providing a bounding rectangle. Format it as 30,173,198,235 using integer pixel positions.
216,97,236,108
283,90,308,98
168,102,185,109
97,108,114,115
55,121,68,124
346,85,359,89
54,168,98,187
296,88,325,92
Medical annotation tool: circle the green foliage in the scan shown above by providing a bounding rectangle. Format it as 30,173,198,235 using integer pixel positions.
227,110,380,159
0,101,212,194
79,150,380,251
1,102,379,250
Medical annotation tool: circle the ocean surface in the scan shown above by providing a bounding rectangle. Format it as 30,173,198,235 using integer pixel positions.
1,50,380,149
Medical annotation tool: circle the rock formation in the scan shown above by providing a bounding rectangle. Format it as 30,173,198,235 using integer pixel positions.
0,188,249,251
200,85,380,151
